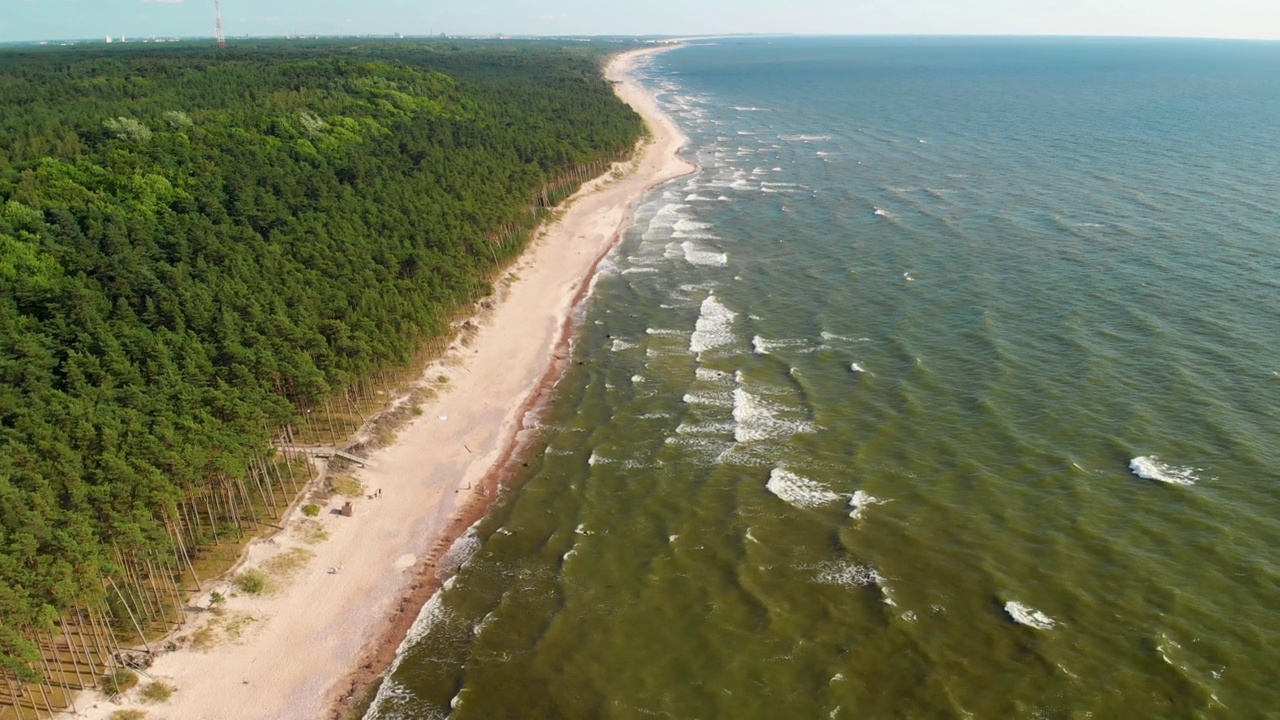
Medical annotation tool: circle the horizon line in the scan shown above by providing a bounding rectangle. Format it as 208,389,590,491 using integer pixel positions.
4,31,1280,47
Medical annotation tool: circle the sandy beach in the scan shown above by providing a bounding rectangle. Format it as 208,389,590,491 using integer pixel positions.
73,44,691,720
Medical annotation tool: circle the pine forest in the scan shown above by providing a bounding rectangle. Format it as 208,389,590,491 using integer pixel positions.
0,38,645,715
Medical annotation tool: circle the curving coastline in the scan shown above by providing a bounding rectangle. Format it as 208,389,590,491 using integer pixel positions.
332,43,696,720
75,43,692,720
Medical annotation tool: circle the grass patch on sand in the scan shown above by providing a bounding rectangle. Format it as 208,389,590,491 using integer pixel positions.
295,518,330,545
140,681,176,704
191,611,260,651
190,626,218,651
223,612,259,641
109,711,146,720
101,668,138,696
232,568,268,595
262,547,314,582
330,473,364,498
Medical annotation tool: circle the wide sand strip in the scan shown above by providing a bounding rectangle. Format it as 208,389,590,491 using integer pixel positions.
75,44,691,720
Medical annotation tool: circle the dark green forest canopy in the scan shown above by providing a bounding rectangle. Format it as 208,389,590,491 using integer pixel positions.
0,40,643,673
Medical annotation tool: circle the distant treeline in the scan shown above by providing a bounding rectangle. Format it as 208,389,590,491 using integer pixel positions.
0,39,642,695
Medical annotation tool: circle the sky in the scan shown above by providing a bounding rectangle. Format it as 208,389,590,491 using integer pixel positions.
3,0,1280,43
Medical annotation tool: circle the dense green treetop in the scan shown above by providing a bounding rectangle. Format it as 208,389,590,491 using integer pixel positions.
0,39,643,673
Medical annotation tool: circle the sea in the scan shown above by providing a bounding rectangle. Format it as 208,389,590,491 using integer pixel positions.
364,37,1280,719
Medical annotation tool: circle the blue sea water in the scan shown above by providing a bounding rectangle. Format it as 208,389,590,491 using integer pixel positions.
366,38,1280,719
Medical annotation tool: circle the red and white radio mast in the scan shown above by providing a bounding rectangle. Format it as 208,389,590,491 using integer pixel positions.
215,0,227,49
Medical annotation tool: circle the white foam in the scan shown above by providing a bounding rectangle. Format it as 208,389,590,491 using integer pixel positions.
766,468,840,509
752,335,820,355
690,294,737,356
610,338,637,351
438,526,481,574
594,257,618,277
681,390,734,409
681,241,728,266
848,490,886,520
695,367,732,383
813,560,884,588
631,374,645,383
1005,601,1056,630
673,217,713,232
675,420,734,435
821,332,872,343
874,206,889,217
472,610,496,637
1130,456,1198,486
641,202,691,242
363,576,458,717
850,363,866,373
733,386,812,443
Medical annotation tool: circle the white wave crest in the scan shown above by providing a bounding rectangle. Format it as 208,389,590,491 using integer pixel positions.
695,367,732,383
766,468,840,509
363,576,458,717
681,390,734,408
1005,601,1056,630
610,338,637,351
690,294,737,356
733,386,812,443
752,335,820,355
681,241,728,266
820,332,872,343
673,217,713,232
781,134,832,142
1130,456,1198,486
438,526,481,574
848,490,887,520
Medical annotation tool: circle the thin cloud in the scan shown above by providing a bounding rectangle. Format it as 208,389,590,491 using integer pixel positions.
140,0,185,4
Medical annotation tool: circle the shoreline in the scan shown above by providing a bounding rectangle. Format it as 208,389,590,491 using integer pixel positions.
337,44,696,719
74,44,692,720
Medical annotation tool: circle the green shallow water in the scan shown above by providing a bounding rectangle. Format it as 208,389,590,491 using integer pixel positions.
367,38,1280,719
